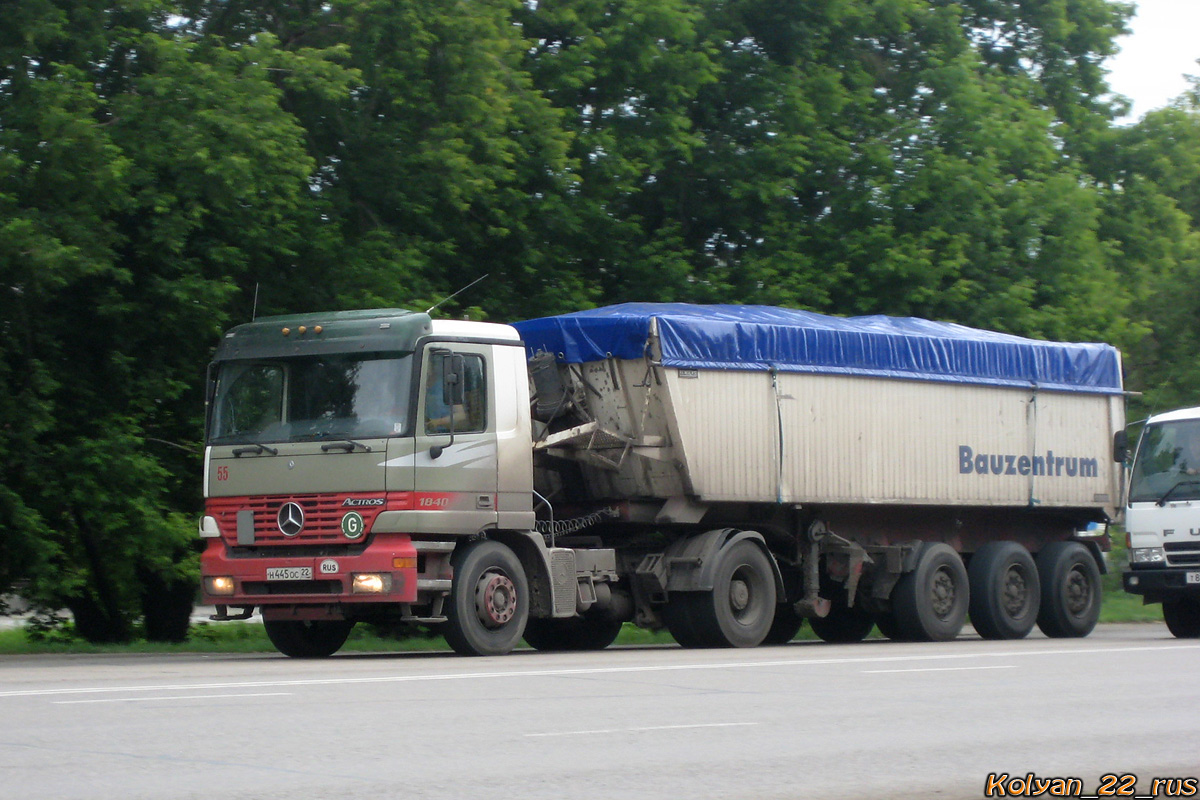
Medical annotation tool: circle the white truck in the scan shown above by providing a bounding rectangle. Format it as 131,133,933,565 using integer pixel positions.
1120,406,1200,637
199,303,1125,656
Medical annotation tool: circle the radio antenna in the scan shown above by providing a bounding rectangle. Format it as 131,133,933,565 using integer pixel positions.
252,283,260,321
425,274,488,315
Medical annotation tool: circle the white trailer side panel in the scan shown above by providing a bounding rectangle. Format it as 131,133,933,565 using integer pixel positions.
656,367,1122,514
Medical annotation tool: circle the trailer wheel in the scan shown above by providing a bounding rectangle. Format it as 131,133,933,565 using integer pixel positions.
444,540,529,656
809,596,875,643
523,616,624,651
891,542,969,642
1035,542,1101,638
263,619,354,658
968,542,1040,640
762,604,805,644
1163,599,1200,638
688,540,777,648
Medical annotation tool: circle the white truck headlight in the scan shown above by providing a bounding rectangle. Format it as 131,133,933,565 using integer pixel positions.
351,573,392,594
1130,547,1166,564
206,576,236,596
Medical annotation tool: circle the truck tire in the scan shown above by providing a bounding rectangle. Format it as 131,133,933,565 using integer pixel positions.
873,611,904,641
523,616,624,651
687,540,777,648
1162,599,1200,638
891,542,969,642
808,596,875,643
263,619,354,658
444,540,529,656
762,604,805,644
1035,541,1101,638
968,542,1040,640
662,593,707,648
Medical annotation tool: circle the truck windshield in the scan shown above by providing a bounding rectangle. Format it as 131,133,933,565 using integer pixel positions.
1128,420,1200,503
208,353,414,444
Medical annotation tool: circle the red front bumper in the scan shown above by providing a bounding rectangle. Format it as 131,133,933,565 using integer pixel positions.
200,534,419,609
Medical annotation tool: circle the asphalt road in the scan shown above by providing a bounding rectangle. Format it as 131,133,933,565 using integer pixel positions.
1,624,1197,800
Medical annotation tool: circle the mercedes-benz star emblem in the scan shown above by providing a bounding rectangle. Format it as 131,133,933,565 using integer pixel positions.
277,502,305,537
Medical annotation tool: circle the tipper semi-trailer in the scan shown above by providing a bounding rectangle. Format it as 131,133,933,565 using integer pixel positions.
199,303,1126,657
1121,405,1200,637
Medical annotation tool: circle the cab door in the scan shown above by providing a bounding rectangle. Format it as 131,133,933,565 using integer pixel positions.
411,343,499,534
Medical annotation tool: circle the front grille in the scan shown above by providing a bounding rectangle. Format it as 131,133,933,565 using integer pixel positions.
229,544,369,559
208,494,387,545
1165,541,1200,567
243,580,341,596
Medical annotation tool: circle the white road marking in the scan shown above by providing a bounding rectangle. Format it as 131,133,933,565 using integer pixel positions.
3,643,1196,700
53,692,293,705
862,665,1017,674
525,722,757,738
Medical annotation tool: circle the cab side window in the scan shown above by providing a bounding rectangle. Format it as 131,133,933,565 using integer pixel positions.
424,353,487,434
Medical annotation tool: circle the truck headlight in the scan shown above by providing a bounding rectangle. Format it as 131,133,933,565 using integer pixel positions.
206,576,236,596
352,573,392,594
1130,547,1166,564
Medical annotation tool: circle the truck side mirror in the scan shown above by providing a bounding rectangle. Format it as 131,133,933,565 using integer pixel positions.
431,353,465,460
443,353,465,406
1113,429,1129,463
203,362,217,439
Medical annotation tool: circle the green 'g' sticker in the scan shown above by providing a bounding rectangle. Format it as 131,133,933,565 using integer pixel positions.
341,511,365,539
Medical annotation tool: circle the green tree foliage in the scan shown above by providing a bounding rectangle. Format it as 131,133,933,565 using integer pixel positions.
180,0,578,318
518,0,1137,346
0,0,341,640
519,0,722,302
1096,80,1200,415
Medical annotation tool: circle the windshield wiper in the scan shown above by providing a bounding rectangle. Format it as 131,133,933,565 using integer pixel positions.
1157,479,1200,506
320,439,372,453
232,443,280,457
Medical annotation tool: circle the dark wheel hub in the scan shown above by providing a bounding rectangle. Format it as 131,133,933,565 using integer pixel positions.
1064,568,1091,616
1001,567,1029,617
930,568,957,620
729,578,751,614
476,571,518,628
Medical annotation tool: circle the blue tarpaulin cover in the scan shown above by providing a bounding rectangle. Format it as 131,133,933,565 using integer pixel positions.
512,303,1123,394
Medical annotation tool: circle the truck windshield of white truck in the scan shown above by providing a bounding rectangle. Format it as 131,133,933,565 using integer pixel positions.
1129,419,1200,504
208,353,414,444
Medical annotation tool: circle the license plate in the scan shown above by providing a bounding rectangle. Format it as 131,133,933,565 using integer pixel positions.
1187,572,1200,585
266,567,312,581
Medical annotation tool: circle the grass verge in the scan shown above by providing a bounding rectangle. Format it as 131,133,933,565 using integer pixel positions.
0,618,681,656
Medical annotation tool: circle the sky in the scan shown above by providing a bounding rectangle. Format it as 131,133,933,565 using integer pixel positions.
1105,0,1200,122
